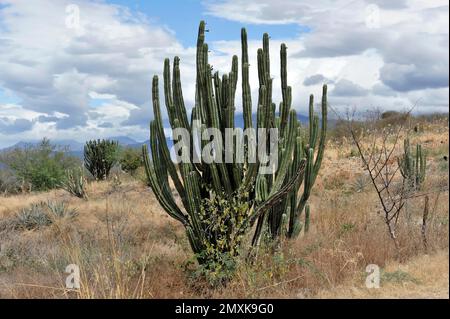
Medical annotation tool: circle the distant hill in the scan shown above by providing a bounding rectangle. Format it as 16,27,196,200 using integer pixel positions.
1,140,84,152
109,136,139,146
0,137,141,159
0,113,330,158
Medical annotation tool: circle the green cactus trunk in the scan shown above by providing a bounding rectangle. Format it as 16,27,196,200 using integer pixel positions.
84,139,119,180
143,21,327,265
398,138,426,191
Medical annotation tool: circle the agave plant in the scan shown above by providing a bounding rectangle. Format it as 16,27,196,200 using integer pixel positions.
61,167,88,199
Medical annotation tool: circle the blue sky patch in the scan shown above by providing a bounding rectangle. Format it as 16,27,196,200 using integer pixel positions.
106,0,304,46
0,89,20,105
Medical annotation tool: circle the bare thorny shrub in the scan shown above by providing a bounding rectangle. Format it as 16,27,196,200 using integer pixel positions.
344,109,448,254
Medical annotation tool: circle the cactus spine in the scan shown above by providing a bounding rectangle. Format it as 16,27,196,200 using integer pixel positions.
143,21,327,264
398,138,426,190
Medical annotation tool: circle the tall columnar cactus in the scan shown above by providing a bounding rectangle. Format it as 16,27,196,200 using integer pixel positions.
143,21,327,265
398,138,426,190
84,139,119,180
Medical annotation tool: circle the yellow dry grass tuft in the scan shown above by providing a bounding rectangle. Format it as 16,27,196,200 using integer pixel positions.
316,250,449,299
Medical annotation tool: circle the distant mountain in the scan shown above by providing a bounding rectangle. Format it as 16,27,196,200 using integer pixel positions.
56,140,85,151
0,137,143,160
128,140,150,150
109,136,138,145
2,141,35,151
0,113,326,156
1,140,83,152
231,112,309,128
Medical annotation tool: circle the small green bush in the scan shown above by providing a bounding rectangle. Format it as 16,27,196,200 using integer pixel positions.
378,111,410,128
119,147,143,175
0,138,80,191
381,269,420,284
438,160,448,172
188,251,237,287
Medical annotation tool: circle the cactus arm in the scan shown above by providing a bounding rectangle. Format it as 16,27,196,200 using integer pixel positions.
249,159,307,228
304,204,310,233
142,141,187,226
263,33,270,78
213,71,223,126
204,63,233,195
163,59,178,128
172,56,191,132
251,110,298,245
268,110,298,196
240,28,260,191
308,94,319,150
279,43,289,136
181,162,204,239
257,49,265,87
241,28,253,133
290,147,314,227
312,85,328,183
251,175,269,246
151,75,189,209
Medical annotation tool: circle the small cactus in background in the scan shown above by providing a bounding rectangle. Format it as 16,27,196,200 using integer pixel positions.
84,139,119,180
398,138,426,190
143,21,327,268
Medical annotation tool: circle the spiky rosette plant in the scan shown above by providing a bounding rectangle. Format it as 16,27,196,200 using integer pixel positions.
143,21,327,267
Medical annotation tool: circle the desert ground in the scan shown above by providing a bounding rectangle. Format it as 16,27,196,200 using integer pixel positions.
0,116,448,299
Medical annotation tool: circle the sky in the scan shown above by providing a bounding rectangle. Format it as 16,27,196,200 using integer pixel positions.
0,0,448,148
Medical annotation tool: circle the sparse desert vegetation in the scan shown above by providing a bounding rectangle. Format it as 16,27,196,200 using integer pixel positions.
0,17,448,299
0,114,447,299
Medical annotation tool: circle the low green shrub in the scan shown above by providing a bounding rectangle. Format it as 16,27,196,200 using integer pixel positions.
0,138,80,191
119,147,143,175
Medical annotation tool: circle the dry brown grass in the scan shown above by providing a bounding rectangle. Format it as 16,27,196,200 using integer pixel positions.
316,250,449,299
0,121,448,299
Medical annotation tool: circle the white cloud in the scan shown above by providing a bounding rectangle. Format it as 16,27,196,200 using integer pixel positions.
332,79,369,97
0,0,448,148
0,0,184,146
88,92,117,100
206,0,449,113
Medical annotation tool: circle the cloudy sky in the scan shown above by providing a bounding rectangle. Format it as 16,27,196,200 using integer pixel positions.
0,0,448,148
